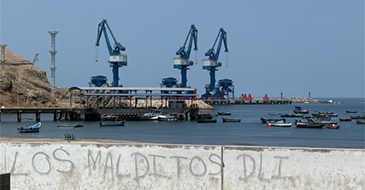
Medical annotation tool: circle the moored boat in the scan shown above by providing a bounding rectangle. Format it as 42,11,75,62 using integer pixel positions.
293,106,309,114
294,120,324,128
339,118,351,122
217,112,232,115
267,122,292,127
99,120,125,127
222,117,241,122
17,122,41,133
355,120,365,124
346,110,357,113
158,114,178,121
280,113,304,118
350,115,365,120
260,117,285,124
326,124,340,129
137,109,164,121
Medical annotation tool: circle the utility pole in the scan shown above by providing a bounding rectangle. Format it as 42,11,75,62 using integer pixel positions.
49,31,58,97
0,44,6,72
0,44,7,106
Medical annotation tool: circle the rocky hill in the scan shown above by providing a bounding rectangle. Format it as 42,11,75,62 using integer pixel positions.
0,48,68,107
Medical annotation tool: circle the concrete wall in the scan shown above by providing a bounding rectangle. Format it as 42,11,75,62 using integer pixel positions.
0,139,364,189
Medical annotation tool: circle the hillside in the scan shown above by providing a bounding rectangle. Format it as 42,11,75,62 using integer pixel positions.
0,48,68,107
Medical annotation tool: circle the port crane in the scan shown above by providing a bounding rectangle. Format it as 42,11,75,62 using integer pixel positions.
95,19,127,87
173,24,198,88
202,28,228,98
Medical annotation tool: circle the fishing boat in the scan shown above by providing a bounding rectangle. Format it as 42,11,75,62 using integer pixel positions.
222,117,241,122
102,115,120,121
326,124,340,129
197,118,217,123
307,114,338,124
350,115,365,120
294,120,324,128
217,112,231,115
137,109,164,121
260,117,285,124
267,121,292,127
17,122,41,133
99,120,125,127
158,114,178,121
280,113,304,118
339,118,351,122
293,106,309,114
355,120,365,124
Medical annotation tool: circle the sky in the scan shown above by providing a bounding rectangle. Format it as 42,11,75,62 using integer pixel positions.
0,0,364,98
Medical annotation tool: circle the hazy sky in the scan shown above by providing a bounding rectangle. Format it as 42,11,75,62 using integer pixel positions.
0,1,363,98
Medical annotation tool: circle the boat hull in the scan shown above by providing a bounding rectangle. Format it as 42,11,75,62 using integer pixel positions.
350,115,365,119
268,123,292,127
222,118,241,122
326,124,340,129
17,122,41,133
17,129,40,133
99,121,125,127
260,118,285,124
295,122,324,128
355,120,365,124
339,118,351,122
280,114,304,117
217,112,231,115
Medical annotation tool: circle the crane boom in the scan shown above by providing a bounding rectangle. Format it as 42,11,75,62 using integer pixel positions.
204,28,228,61
173,25,198,87
95,19,127,87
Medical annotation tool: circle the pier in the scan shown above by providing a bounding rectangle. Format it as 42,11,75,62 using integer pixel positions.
203,98,292,105
0,108,100,122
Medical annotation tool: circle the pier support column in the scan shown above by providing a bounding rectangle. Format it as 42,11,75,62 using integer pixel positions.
36,110,41,122
17,111,22,122
54,111,58,121
102,96,105,108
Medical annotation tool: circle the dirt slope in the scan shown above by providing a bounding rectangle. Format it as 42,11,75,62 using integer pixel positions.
0,48,67,107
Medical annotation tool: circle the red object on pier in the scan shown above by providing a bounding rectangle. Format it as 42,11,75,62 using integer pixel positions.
263,94,269,100
281,92,283,100
247,94,253,100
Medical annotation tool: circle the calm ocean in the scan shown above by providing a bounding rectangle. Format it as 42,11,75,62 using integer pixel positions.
1,97,364,149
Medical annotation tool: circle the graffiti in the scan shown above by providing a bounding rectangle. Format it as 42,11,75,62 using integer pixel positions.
237,152,293,182
9,149,74,176
53,148,74,173
6,146,293,183
9,152,27,176
148,154,169,179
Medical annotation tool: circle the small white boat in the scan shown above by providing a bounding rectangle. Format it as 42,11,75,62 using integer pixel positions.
267,121,292,127
158,114,177,121
138,110,164,120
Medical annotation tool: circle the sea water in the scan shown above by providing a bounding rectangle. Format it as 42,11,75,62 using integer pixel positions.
0,97,364,149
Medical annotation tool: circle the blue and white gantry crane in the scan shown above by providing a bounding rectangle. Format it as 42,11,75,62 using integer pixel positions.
202,28,229,98
173,24,198,88
95,19,127,87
